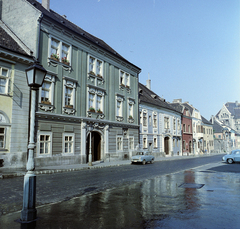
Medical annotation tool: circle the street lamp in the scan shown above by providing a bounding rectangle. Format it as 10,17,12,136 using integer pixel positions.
88,125,93,166
21,61,47,222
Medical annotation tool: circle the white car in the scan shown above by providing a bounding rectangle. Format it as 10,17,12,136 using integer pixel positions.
131,152,154,165
222,149,240,164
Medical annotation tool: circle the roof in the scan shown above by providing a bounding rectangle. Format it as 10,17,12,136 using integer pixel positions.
139,83,181,114
225,102,240,119
212,120,223,133
27,0,141,72
169,103,184,114
201,116,212,125
0,25,29,56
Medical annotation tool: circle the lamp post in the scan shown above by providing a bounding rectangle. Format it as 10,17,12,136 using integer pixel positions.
21,61,47,222
88,125,93,166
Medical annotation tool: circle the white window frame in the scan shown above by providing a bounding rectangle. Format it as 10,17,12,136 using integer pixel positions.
87,87,105,113
62,133,75,155
143,136,148,149
117,136,123,151
48,36,72,64
173,118,176,130
164,117,170,129
143,112,147,127
37,131,52,157
0,127,6,149
128,99,135,118
63,77,76,109
129,136,134,150
116,95,124,117
153,114,157,128
88,55,104,77
39,74,55,105
154,136,157,148
119,70,130,87
0,67,10,95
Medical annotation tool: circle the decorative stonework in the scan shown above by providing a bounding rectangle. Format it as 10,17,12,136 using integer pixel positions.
38,103,54,112
63,107,76,115
116,116,124,122
128,117,134,123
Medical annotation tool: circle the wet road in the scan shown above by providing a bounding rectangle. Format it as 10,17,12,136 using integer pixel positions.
2,155,240,228
1,159,240,228
0,155,221,216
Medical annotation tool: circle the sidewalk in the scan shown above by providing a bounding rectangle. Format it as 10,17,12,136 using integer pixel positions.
0,153,222,179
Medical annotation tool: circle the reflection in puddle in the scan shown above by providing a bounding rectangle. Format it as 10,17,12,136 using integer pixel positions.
2,170,240,229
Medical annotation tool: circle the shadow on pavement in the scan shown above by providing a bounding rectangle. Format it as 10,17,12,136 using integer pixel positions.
207,163,240,173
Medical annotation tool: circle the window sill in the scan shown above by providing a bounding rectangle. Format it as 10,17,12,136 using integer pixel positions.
39,103,54,112
119,85,131,93
87,111,105,119
128,117,135,123
0,149,8,152
48,58,71,72
63,106,76,115
88,72,105,85
116,116,124,122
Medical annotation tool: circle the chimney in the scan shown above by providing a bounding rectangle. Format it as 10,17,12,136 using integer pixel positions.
42,0,50,11
173,99,182,103
211,115,215,124
146,73,151,90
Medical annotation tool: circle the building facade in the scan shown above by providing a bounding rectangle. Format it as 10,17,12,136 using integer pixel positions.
201,116,214,154
139,82,182,157
0,21,33,168
2,0,141,166
170,100,193,156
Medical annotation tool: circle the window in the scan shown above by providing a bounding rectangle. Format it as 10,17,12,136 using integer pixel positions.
88,55,103,77
183,124,186,132
49,36,71,64
0,67,9,94
39,75,55,108
119,70,130,87
38,132,52,156
117,136,123,151
63,133,74,154
154,137,157,148
143,137,147,149
178,120,180,130
188,125,191,133
164,117,169,129
149,115,152,126
0,127,5,149
183,140,186,150
88,88,105,113
173,139,175,147
116,96,124,117
129,137,134,150
173,119,176,130
63,77,76,113
128,99,134,119
143,113,147,127
153,114,157,128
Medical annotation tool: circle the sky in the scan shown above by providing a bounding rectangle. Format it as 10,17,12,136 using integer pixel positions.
49,0,240,120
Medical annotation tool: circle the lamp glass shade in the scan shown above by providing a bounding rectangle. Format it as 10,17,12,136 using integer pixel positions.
25,62,47,88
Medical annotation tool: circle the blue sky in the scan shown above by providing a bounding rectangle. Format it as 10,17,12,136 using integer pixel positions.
49,0,240,119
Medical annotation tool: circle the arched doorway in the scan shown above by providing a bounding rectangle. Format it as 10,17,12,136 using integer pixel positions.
164,137,170,155
86,131,101,163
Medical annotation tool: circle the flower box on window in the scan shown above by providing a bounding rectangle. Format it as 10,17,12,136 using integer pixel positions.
51,53,59,61
97,109,103,114
129,115,133,119
97,74,102,78
120,83,125,87
62,57,70,65
126,85,130,89
41,100,51,105
89,71,95,76
65,104,73,109
89,107,95,112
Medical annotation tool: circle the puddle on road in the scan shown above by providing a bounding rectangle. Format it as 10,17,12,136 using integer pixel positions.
1,170,240,229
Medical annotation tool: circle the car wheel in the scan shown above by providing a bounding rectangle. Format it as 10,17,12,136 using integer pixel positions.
227,158,234,164
150,159,154,164
142,160,146,165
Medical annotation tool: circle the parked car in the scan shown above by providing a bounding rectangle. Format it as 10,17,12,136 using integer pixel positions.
222,149,240,164
131,152,154,165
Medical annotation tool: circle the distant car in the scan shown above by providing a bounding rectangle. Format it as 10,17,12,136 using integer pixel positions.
222,149,240,164
131,152,154,165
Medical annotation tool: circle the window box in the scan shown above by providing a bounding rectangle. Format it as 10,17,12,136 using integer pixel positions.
41,100,51,105
89,71,95,76
97,74,102,78
65,104,73,109
89,107,95,112
126,85,130,89
97,109,103,114
129,115,133,119
62,57,70,65
50,54,59,61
